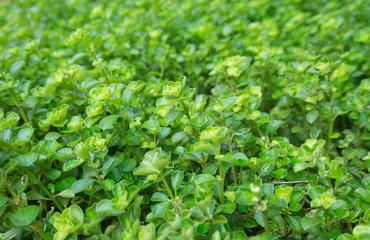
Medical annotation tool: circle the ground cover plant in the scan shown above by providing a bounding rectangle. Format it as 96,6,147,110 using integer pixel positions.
0,0,369,239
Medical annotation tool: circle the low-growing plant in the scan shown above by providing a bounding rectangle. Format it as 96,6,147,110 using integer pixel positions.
0,0,369,239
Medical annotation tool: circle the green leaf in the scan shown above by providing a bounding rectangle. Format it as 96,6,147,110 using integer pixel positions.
294,162,313,172
100,179,114,191
287,216,302,232
10,61,26,75
271,168,287,179
171,170,184,192
275,185,293,203
57,189,75,198
119,158,137,172
17,128,34,145
14,152,38,167
0,112,20,131
194,174,216,185
71,179,94,194
151,192,169,202
262,184,274,200
45,169,61,180
171,132,187,143
354,188,370,203
308,186,325,200
258,163,274,176
301,217,320,231
306,111,319,124
337,233,355,240
63,159,85,172
72,52,87,61
0,193,7,208
266,120,283,133
254,211,265,227
164,110,180,124
10,205,38,226
99,115,120,130
290,190,305,206
353,225,370,238
55,177,76,191
213,215,228,225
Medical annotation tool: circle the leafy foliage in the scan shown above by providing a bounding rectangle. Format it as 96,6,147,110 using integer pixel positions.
0,0,369,239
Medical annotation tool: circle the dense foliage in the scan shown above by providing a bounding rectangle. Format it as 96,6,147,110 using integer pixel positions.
0,0,369,239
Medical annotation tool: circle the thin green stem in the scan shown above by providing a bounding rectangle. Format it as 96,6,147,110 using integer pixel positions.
91,162,112,199
0,138,25,153
254,122,263,138
327,89,334,155
22,167,63,212
85,43,110,84
208,219,213,240
263,210,270,235
137,127,150,142
324,208,328,240
318,102,323,139
218,148,224,204
227,134,238,186
272,180,309,184
8,89,31,126
5,184,19,203
161,175,175,201
355,127,361,148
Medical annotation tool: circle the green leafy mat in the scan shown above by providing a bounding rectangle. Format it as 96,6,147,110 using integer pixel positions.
0,0,369,239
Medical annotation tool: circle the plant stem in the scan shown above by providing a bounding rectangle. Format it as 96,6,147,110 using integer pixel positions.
22,167,64,212
355,127,361,148
85,43,110,84
91,162,112,199
272,180,309,184
161,175,175,201
318,102,323,139
239,167,243,185
5,184,19,203
327,86,334,155
208,219,213,240
263,210,270,235
254,121,263,138
0,138,25,153
228,137,238,186
219,160,224,204
324,208,328,240
8,89,31,126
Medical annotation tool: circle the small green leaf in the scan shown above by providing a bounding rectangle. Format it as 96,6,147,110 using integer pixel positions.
10,205,38,226
71,179,94,194
194,174,216,185
99,115,120,130
301,217,320,231
151,192,169,202
55,177,76,191
119,158,137,172
0,193,7,208
266,120,283,133
171,170,184,192
14,152,38,167
57,189,75,198
353,225,370,238
72,52,87,61
171,132,187,143
354,188,370,203
254,211,265,227
63,159,84,172
337,233,355,240
100,179,114,191
10,61,26,75
306,111,319,124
